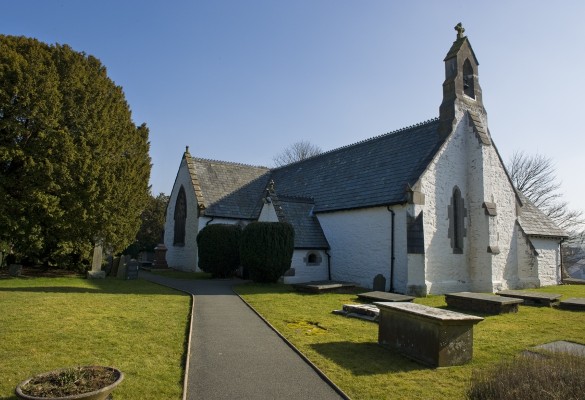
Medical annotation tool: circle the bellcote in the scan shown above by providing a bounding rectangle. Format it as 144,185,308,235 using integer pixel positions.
439,23,485,139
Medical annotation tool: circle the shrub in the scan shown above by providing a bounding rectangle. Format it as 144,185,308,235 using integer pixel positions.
466,352,585,400
196,224,242,278
240,222,294,283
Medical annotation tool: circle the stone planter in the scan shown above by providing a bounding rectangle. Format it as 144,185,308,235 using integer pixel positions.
15,366,123,400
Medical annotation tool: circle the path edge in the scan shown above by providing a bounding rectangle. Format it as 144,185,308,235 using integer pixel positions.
139,273,194,400
182,294,195,400
234,290,352,400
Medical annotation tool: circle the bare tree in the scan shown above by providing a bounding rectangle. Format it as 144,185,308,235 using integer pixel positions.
507,151,584,238
272,141,322,167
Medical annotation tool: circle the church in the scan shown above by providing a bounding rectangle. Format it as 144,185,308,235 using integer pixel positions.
163,24,567,295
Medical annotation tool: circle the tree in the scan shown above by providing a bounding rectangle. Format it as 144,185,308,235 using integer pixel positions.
125,192,169,256
0,35,151,267
507,151,583,233
196,224,242,278
272,140,322,167
507,151,584,239
240,222,294,283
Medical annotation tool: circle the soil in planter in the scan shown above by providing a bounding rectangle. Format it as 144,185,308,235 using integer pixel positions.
21,366,118,397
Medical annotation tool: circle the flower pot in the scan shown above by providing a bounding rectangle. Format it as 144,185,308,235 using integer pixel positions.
15,366,124,400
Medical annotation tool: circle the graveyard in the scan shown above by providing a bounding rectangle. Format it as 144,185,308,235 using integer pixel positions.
1,269,584,399
234,282,585,399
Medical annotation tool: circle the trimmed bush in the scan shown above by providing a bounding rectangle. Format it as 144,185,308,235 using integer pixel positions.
466,352,585,400
196,224,242,278
240,222,294,283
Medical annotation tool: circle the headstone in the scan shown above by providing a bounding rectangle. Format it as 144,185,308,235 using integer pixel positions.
117,255,128,279
110,256,121,277
87,243,105,279
9,264,22,277
126,259,139,280
152,244,168,268
373,274,386,291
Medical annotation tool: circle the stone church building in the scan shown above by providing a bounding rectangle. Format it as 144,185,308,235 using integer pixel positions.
163,25,566,295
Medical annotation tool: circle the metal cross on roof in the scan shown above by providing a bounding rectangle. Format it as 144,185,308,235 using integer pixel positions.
455,23,465,39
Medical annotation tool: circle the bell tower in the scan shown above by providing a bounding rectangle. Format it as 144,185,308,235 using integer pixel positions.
439,23,485,139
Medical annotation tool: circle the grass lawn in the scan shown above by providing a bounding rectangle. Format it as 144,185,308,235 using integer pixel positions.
150,269,212,280
235,283,585,400
0,276,191,399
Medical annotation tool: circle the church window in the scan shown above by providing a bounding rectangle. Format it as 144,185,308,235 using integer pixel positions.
463,59,475,98
448,187,466,254
174,186,187,246
304,251,322,266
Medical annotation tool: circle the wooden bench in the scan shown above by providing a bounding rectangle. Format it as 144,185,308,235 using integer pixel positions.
445,292,523,314
559,298,585,311
496,290,561,307
357,291,415,303
375,302,483,367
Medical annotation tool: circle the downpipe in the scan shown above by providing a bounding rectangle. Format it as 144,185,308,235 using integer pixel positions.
387,206,395,293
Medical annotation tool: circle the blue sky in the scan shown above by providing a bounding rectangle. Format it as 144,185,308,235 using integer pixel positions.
2,1,584,214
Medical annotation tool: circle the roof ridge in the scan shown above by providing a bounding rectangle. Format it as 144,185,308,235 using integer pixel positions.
272,117,439,170
277,194,315,203
193,157,269,170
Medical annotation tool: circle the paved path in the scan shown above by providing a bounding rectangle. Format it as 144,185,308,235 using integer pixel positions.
140,272,344,400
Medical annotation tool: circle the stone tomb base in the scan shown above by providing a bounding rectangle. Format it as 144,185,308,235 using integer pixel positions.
375,302,484,367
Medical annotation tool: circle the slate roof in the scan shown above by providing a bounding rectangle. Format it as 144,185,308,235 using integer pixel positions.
188,156,270,219
275,196,330,249
269,119,443,213
517,192,568,238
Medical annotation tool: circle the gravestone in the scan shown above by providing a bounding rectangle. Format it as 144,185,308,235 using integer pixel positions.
126,259,140,280
152,244,168,269
9,264,22,277
110,256,121,277
87,243,106,279
373,274,386,291
117,255,128,279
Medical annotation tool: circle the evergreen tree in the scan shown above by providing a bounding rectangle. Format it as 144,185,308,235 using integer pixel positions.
0,35,151,267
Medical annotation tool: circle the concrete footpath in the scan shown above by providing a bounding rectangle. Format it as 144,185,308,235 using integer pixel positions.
140,271,345,400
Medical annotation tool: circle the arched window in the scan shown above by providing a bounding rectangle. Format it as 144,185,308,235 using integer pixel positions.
463,59,475,98
449,187,466,254
304,251,322,266
173,186,187,246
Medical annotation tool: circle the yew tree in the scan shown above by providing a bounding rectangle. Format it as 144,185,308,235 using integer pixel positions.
0,35,151,267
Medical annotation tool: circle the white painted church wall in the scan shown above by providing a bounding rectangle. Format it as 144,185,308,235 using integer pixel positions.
420,117,472,294
531,237,562,286
317,206,407,292
419,108,557,294
284,250,329,284
164,158,199,272
516,228,539,288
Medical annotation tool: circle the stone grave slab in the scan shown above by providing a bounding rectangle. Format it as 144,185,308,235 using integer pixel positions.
529,340,585,357
563,278,585,285
357,291,415,303
375,302,484,367
559,298,585,311
332,304,380,322
445,292,523,314
496,290,561,307
292,281,356,293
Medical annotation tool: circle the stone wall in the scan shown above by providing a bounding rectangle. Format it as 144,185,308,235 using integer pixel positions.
164,157,200,271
